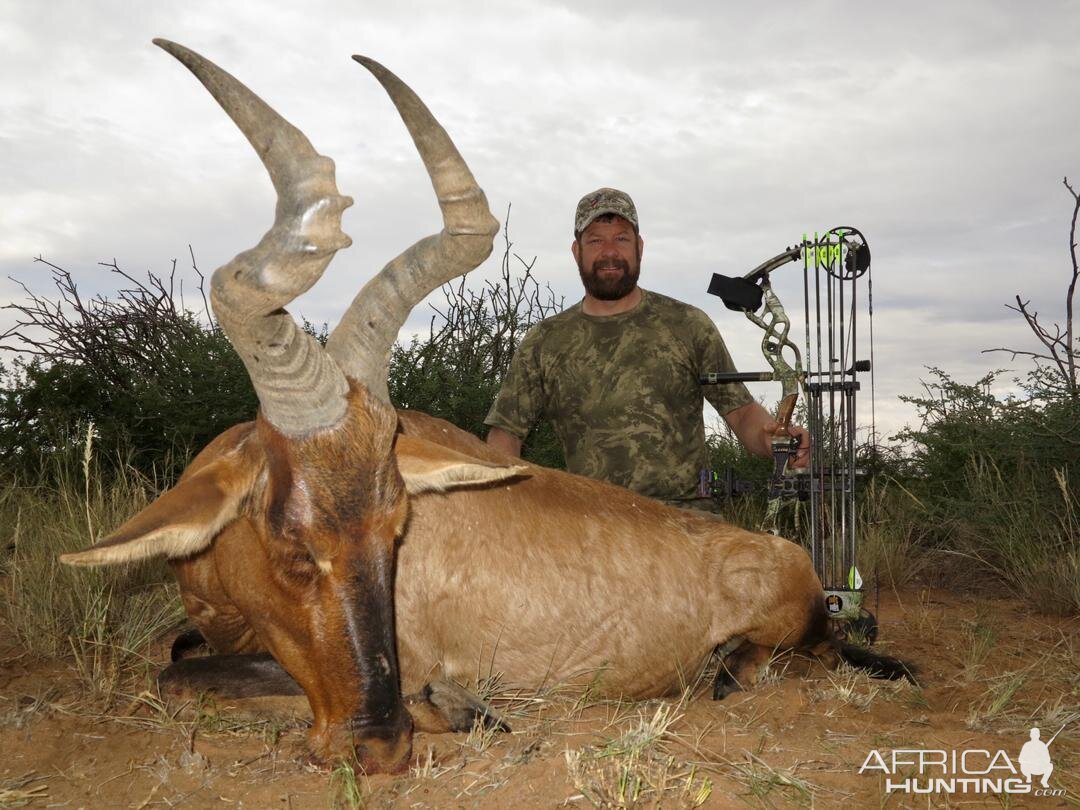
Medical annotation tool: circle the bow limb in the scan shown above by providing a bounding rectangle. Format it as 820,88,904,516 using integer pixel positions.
745,278,803,434
744,277,805,535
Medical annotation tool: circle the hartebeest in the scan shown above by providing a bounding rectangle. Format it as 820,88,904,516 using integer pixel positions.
62,40,911,774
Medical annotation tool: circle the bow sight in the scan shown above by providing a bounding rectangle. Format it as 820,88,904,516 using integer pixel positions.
702,227,875,633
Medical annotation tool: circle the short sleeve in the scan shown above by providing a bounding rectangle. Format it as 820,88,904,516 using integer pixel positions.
695,314,754,416
484,324,545,439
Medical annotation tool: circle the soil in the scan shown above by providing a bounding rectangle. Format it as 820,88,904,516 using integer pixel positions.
1,586,1076,809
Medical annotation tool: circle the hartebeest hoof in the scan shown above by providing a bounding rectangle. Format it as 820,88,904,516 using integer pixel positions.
405,680,510,734
712,641,774,700
712,667,743,701
838,643,919,684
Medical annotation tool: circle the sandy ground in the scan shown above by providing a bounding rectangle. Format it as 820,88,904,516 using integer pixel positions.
1,586,1077,809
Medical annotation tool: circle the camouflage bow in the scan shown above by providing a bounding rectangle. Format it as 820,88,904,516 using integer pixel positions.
745,276,805,532
705,244,806,532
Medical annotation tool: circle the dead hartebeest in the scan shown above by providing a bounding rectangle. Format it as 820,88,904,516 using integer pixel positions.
62,40,912,774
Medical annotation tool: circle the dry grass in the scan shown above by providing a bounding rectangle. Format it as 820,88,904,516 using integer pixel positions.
564,698,714,808
901,588,947,639
959,615,996,682
857,479,936,591
716,751,817,808
0,773,50,808
328,762,366,809
0,431,184,701
807,663,886,712
953,461,1080,616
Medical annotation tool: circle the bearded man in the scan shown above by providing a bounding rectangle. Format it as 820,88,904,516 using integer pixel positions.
485,187,808,509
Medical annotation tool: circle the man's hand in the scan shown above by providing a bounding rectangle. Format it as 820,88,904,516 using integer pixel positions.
762,420,810,469
724,401,810,468
486,426,523,457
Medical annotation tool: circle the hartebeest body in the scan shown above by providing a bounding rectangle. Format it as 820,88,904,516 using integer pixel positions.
62,41,910,773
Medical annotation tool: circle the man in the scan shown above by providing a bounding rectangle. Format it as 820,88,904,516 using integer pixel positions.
485,187,808,508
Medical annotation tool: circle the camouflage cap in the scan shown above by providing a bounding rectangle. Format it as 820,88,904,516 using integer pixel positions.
574,187,639,235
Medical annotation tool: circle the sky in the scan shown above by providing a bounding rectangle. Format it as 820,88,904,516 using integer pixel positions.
3,1,1078,444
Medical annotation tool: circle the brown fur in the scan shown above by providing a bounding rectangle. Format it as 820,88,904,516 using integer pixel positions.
179,416,822,734
66,404,850,770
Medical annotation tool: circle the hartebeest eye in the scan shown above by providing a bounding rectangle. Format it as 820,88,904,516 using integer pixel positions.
276,544,320,584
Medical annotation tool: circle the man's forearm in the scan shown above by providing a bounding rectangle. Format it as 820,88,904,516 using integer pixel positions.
725,401,773,459
486,426,523,457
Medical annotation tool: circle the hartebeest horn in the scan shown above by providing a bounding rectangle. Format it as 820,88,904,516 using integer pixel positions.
324,56,500,403
154,39,352,435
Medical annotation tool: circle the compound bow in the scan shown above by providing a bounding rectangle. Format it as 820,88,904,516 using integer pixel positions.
701,228,873,626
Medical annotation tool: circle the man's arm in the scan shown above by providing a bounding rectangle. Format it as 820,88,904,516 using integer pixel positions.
486,426,523,457
483,323,544,457
723,401,810,468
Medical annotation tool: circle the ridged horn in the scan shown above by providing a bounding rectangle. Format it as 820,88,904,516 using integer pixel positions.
324,56,499,403
154,39,352,435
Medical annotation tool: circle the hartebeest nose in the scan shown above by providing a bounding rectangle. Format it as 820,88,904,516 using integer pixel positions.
352,711,414,774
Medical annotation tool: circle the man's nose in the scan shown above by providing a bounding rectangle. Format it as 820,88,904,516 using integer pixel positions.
599,240,620,256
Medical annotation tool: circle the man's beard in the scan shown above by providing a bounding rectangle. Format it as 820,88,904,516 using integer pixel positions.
577,253,641,301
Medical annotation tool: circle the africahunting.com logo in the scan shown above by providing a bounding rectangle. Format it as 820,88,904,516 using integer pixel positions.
859,725,1068,797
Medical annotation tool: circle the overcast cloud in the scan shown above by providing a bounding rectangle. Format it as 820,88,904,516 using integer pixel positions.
3,1,1078,441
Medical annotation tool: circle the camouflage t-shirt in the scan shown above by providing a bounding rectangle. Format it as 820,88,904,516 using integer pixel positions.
484,289,753,500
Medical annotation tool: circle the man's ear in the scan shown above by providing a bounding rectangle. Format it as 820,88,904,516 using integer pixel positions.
637,233,644,259
571,237,581,265
394,434,528,495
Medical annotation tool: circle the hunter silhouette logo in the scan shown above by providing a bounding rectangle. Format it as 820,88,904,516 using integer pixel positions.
1019,726,1063,790
859,719,1071,797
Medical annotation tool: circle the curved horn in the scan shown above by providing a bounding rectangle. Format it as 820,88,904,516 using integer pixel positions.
324,56,499,402
154,39,352,434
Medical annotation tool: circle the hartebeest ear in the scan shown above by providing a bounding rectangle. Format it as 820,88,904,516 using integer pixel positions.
394,434,528,495
60,452,261,567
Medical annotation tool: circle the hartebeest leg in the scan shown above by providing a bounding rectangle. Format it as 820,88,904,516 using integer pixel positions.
157,649,506,735
159,652,305,698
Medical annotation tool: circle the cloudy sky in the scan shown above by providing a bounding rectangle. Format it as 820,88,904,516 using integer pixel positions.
3,2,1078,442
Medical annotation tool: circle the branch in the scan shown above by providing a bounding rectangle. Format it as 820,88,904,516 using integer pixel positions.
1063,177,1079,393
982,347,1057,363
1008,296,1070,381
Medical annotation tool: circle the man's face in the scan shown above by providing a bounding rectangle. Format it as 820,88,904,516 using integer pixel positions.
572,216,644,301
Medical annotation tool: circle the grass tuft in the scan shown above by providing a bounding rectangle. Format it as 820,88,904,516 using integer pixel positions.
0,445,184,699
966,671,1027,730
328,761,366,809
0,773,50,808
949,460,1080,615
722,751,816,807
565,700,713,808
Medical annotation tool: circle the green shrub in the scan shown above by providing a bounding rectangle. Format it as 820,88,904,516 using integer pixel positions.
0,259,256,484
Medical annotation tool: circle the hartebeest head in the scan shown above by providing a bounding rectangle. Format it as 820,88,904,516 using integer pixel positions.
61,40,520,772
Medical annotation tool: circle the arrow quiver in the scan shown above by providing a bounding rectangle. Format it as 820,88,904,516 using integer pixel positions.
702,228,874,626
